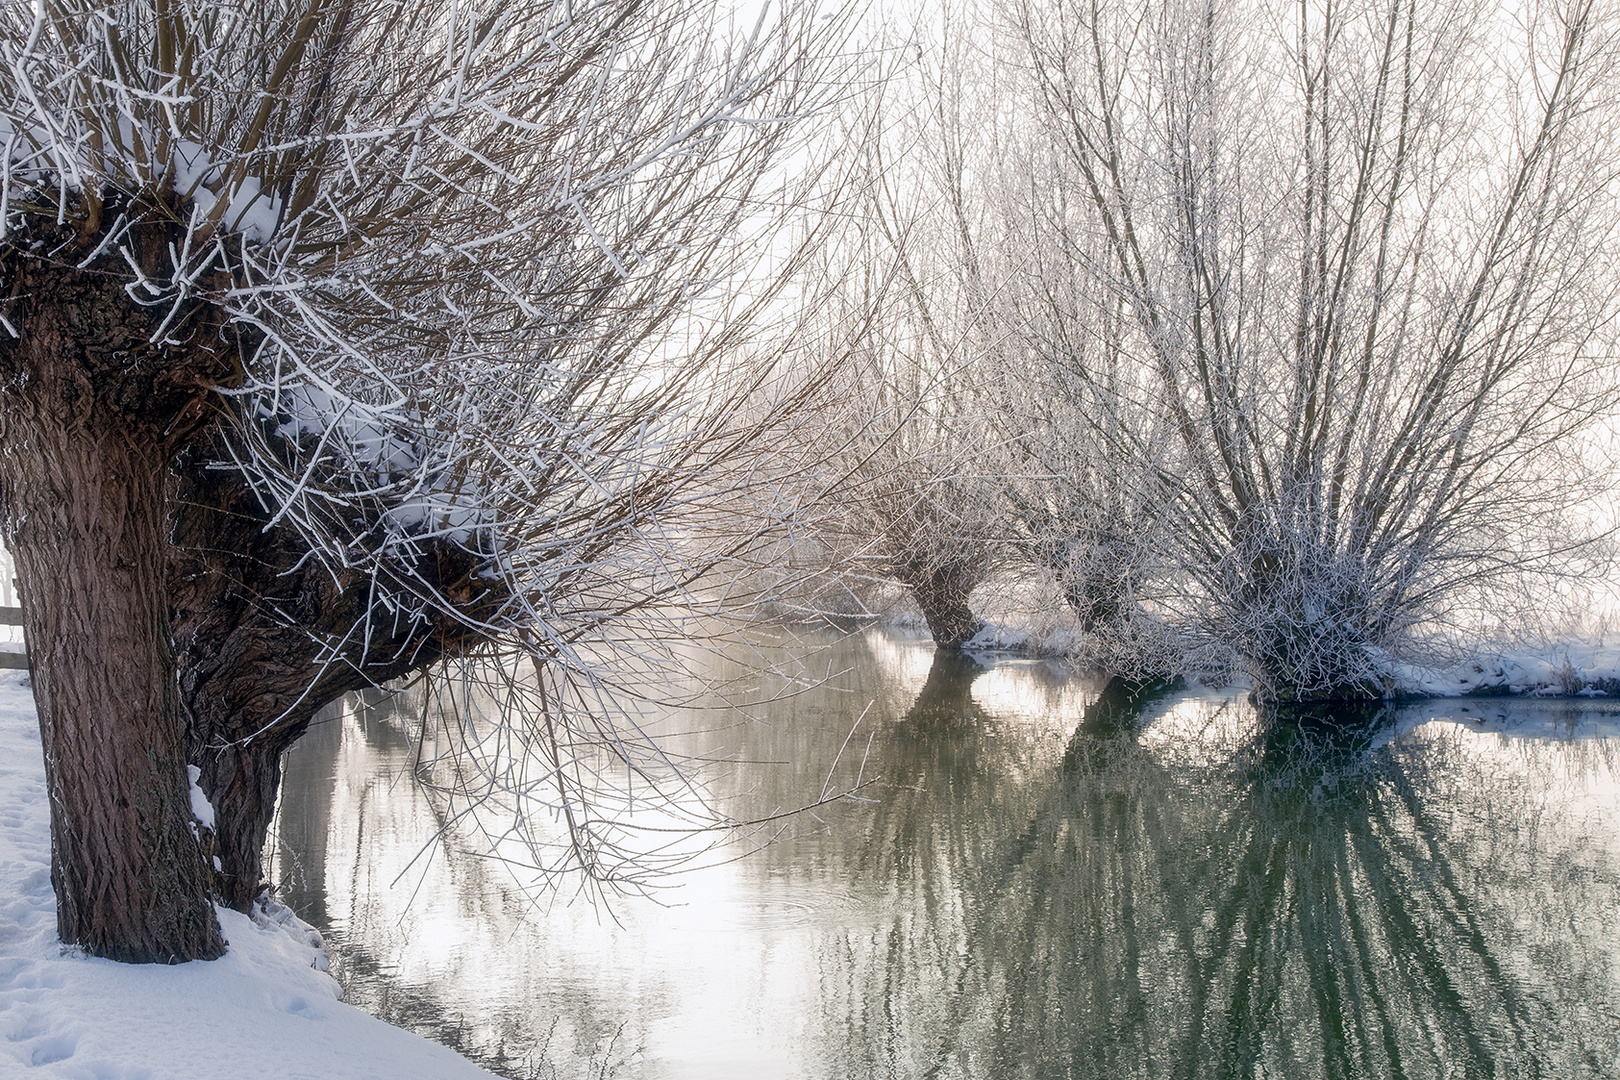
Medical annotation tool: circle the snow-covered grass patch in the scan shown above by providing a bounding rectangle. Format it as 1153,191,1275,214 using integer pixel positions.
964,619,1084,658
1391,642,1620,699
0,671,495,1080
952,613,1620,703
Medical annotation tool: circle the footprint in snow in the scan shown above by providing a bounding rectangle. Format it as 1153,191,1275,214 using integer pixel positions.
27,1032,75,1066
1,1006,44,1043
277,993,322,1019
0,962,64,993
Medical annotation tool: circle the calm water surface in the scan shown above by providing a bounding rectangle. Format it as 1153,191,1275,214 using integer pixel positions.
270,630,1620,1079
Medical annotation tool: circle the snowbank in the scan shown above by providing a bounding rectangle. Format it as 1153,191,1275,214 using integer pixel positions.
0,671,496,1080
955,606,1620,701
1388,642,1620,699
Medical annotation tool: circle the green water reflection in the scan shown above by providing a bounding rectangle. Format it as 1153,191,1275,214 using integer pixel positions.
271,631,1620,1079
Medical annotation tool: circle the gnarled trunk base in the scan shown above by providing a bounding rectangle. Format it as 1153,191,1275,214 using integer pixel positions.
171,436,487,911
909,568,983,650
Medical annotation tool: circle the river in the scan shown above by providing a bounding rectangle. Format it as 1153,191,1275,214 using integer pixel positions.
270,628,1620,1079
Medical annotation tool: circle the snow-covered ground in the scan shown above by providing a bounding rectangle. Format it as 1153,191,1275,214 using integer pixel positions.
1389,640,1620,697
955,606,1620,699
0,671,496,1080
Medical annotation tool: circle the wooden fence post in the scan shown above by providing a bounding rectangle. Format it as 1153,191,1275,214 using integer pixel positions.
0,606,26,670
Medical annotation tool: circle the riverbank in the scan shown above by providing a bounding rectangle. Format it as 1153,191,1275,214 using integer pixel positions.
949,611,1620,699
0,670,496,1080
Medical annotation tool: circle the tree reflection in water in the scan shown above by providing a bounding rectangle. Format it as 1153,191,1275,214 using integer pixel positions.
271,634,1620,1079
818,652,1620,1080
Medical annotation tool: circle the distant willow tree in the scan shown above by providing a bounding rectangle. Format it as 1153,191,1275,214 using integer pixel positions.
795,32,1012,651
812,340,1003,649
810,11,1182,670
0,0,846,963
1003,0,1620,701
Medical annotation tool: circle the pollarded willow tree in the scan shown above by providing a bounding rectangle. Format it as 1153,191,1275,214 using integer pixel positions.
0,0,849,962
792,26,1014,650
813,8,1179,671
990,277,1183,678
1005,0,1620,701
900,7,1180,674
807,336,1005,648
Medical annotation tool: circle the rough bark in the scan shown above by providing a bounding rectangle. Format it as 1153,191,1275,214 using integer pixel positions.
0,200,234,963
170,435,495,911
908,564,984,650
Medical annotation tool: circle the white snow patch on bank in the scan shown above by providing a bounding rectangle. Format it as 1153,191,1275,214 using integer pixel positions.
1390,642,1620,698
958,606,1620,701
0,671,497,1080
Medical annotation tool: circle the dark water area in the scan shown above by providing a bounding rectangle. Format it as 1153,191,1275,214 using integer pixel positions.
270,630,1620,1079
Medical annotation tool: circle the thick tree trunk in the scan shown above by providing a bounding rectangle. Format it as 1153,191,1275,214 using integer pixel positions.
910,566,983,650
170,437,490,911
5,439,222,963
170,468,440,911
1062,575,1131,639
0,205,233,962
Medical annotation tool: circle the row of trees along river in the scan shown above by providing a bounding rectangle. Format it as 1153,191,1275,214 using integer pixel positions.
268,632,1620,1078
0,4,1618,1075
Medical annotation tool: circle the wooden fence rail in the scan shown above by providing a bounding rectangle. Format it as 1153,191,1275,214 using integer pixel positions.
0,606,25,670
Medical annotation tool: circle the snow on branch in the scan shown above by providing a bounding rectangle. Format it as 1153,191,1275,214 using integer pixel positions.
0,0,864,890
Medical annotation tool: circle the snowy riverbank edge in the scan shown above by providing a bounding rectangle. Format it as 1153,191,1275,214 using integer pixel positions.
952,615,1620,699
0,671,497,1080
